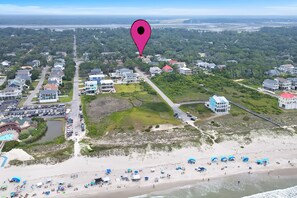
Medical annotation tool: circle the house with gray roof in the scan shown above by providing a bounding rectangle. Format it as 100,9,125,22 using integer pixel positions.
39,90,58,103
263,79,279,91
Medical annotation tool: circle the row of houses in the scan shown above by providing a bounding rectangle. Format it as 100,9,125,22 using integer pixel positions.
38,59,65,103
266,64,297,77
149,59,192,77
263,77,297,91
0,69,32,100
196,60,227,70
83,68,115,95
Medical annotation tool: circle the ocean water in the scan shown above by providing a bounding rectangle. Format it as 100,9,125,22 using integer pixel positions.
138,170,297,198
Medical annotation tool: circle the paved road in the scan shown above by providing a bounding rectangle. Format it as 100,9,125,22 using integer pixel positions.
135,68,192,123
69,34,84,157
23,66,49,106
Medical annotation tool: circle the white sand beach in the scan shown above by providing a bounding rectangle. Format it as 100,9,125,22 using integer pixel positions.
1,134,297,198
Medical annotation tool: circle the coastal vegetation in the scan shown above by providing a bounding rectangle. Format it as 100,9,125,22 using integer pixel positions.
81,83,179,138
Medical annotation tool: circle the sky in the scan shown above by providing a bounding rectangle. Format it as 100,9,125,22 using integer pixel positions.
0,0,297,16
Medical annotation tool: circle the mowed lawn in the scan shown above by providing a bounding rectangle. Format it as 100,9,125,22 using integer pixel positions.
83,83,180,138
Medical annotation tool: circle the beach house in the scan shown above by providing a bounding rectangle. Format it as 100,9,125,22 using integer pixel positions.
100,79,115,93
123,73,138,83
262,79,279,91
0,87,22,100
278,64,295,74
39,90,58,103
179,67,192,75
89,74,105,84
84,81,98,95
149,67,162,76
16,70,31,82
162,65,173,73
207,95,230,114
278,92,297,109
275,78,292,90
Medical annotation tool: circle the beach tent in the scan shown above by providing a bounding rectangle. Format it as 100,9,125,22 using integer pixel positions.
196,167,207,172
211,157,218,162
0,185,7,190
46,178,52,183
36,182,43,188
176,166,182,170
94,178,103,184
145,177,149,181
256,159,263,165
103,177,110,183
134,170,139,174
228,155,235,161
131,174,141,181
106,169,112,175
127,168,132,173
150,168,155,173
242,156,249,162
11,177,21,183
188,157,196,164
262,158,269,164
58,181,64,185
221,157,228,162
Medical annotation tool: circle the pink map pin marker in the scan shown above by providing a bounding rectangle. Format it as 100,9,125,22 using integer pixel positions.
130,19,151,57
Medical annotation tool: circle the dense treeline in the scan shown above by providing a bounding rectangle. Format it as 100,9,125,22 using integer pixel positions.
76,27,297,79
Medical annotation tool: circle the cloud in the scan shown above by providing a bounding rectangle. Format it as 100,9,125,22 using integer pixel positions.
0,4,297,16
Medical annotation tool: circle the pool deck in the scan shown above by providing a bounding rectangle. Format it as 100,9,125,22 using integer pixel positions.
0,130,19,142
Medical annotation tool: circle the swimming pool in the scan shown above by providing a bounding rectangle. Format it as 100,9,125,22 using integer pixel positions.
0,134,14,141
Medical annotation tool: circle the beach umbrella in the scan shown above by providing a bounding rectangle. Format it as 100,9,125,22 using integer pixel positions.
106,169,112,175
262,158,269,164
188,157,196,164
211,157,218,162
256,159,263,165
242,156,249,162
228,155,235,161
221,157,228,162
196,167,207,172
127,168,132,173
11,177,21,183
134,170,139,174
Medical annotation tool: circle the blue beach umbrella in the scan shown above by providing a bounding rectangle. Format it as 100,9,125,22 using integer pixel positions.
242,156,249,162
228,155,235,161
221,156,228,162
211,157,218,162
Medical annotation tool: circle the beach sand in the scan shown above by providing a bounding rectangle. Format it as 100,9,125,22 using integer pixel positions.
1,134,297,198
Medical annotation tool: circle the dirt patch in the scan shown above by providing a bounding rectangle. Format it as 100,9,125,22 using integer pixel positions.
87,96,133,122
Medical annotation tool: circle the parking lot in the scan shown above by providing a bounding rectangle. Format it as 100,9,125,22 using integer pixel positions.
1,103,66,118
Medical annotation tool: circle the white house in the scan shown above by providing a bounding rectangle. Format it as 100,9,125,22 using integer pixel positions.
149,67,162,76
179,67,192,75
173,62,187,69
123,73,138,83
278,64,295,74
48,75,62,85
263,79,279,91
100,79,115,93
39,90,58,103
89,74,105,84
54,62,65,70
1,60,11,67
0,87,22,100
275,78,292,90
278,92,297,109
84,81,98,95
207,95,230,114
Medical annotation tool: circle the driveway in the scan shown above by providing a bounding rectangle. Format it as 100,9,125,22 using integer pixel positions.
23,66,49,106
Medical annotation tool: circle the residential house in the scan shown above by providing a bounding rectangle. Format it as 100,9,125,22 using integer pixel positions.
172,62,187,69
0,87,22,100
196,61,216,70
149,67,162,76
51,67,64,78
84,81,98,95
266,69,280,77
278,64,295,74
47,79,59,85
16,70,31,82
8,78,26,90
89,74,105,84
275,78,292,90
207,95,230,114
162,65,173,73
54,62,65,70
32,60,41,67
278,92,297,110
294,67,297,75
217,65,227,70
1,60,11,67
100,79,115,93
142,57,151,64
179,67,192,75
262,79,279,91
116,68,133,77
227,60,238,64
89,68,103,75
44,84,59,91
288,78,297,90
123,73,138,83
48,75,62,85
39,90,58,103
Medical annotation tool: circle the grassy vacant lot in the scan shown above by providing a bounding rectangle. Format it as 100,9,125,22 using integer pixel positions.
180,104,215,119
82,83,180,138
59,81,73,103
153,73,282,115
